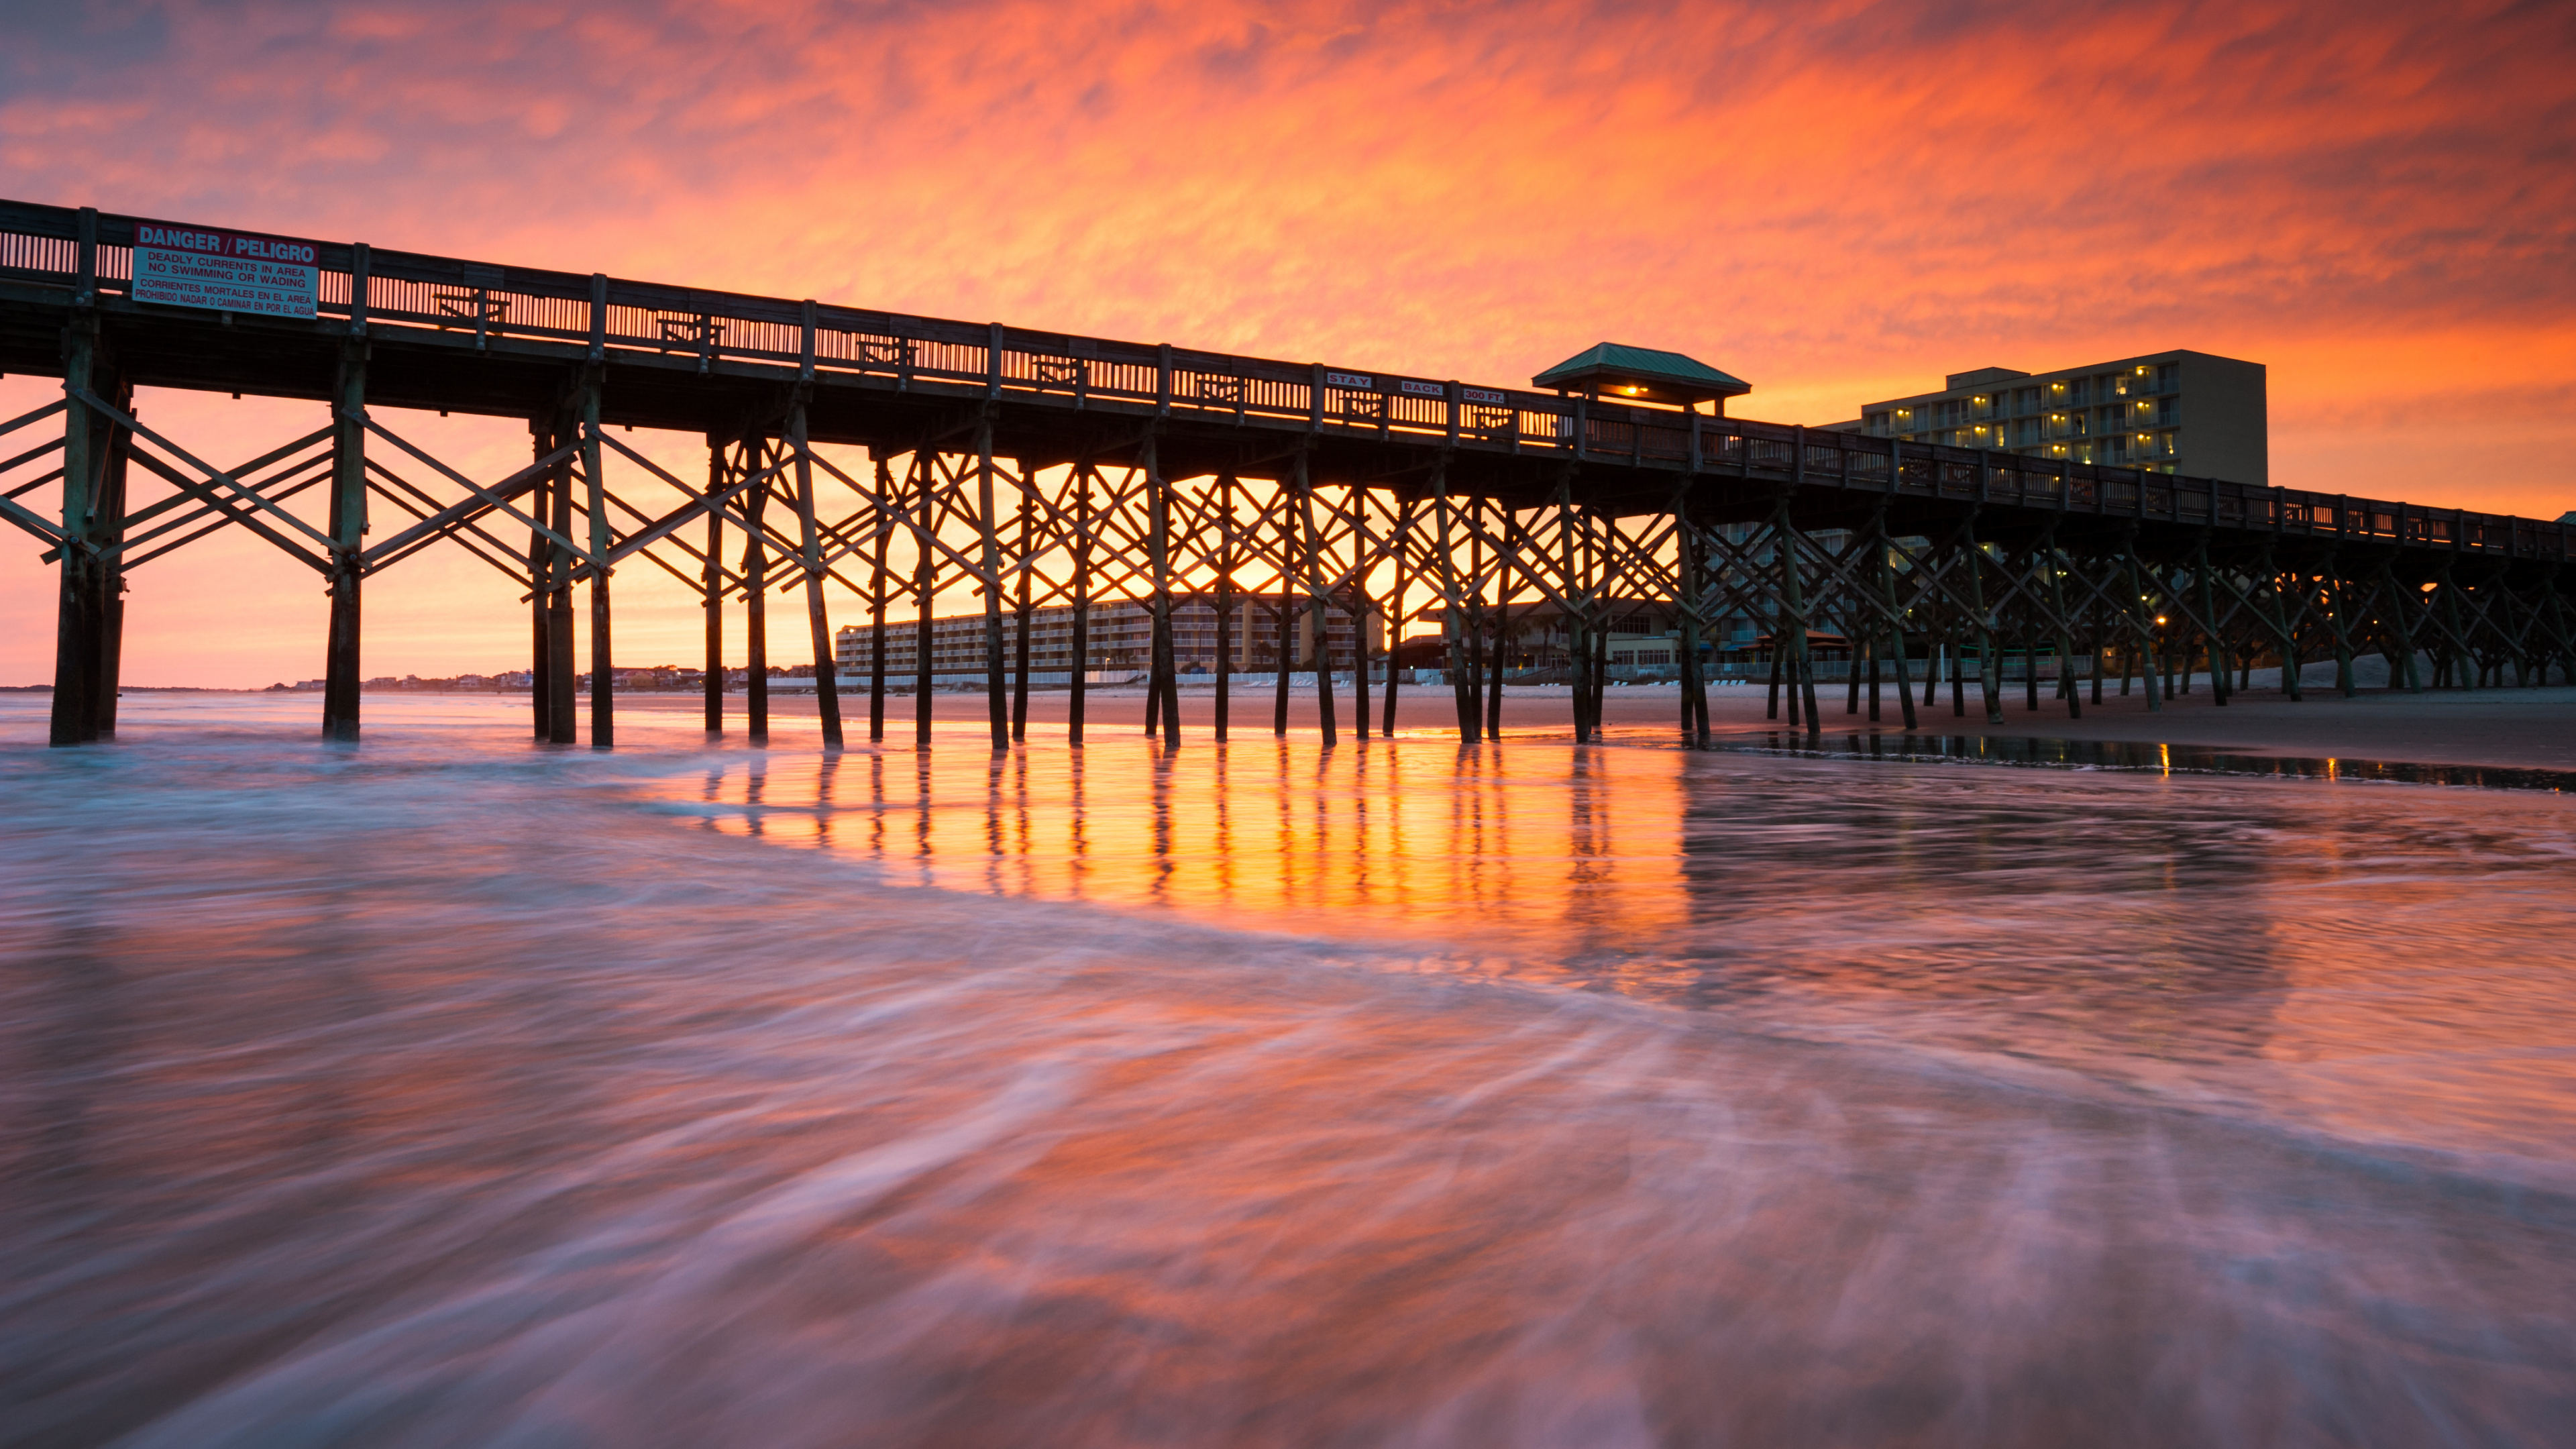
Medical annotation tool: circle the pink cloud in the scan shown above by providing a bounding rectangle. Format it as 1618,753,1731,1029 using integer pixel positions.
3,0,2571,684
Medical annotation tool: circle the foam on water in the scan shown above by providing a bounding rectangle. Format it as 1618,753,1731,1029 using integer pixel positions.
3,694,2572,1446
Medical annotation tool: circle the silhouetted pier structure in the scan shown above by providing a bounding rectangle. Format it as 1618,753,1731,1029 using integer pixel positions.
5,199,2571,751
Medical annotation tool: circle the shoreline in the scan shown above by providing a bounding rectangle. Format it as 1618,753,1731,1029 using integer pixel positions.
23,676,2576,775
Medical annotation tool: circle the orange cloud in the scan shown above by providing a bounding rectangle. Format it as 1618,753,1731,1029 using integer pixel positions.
3,0,2571,684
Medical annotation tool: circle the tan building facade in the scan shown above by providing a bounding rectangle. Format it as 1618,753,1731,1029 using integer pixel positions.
1847,349,2267,486
835,594,1366,679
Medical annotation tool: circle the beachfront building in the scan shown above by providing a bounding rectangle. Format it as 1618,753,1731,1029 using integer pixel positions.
1409,600,1722,676
1840,350,2267,486
834,593,1368,682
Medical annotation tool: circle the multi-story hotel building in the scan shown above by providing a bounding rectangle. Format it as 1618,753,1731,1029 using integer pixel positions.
1845,349,2266,486
835,594,1365,680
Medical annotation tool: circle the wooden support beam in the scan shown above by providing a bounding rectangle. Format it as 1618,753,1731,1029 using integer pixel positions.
323,337,367,742
1675,489,1705,746
529,422,551,739
580,369,612,748
1275,472,1297,738
1069,461,1091,747
790,391,842,748
2197,537,2229,707
1302,453,1336,747
973,421,1010,749
1383,496,1412,739
2121,530,2163,712
2043,533,2081,720
1352,487,1375,741
1957,513,2000,725
913,455,935,747
1483,498,1507,739
1012,480,1032,743
1215,472,1235,743
743,437,770,744
1434,460,1475,742
1880,513,1920,731
869,456,890,743
704,443,725,733
49,219,100,748
545,402,578,743
1147,435,1180,745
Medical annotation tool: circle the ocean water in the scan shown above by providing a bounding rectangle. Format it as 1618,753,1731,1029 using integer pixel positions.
3,694,2572,1446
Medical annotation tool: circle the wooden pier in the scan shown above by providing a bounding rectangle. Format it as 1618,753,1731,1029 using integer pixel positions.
5,199,2571,751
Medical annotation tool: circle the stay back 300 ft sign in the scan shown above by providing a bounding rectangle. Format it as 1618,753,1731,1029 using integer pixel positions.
131,222,320,319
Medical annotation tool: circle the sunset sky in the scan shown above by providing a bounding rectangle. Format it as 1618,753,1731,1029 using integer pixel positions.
3,0,2571,687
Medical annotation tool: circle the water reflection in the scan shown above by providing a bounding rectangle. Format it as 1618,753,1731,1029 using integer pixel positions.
647,727,2576,1163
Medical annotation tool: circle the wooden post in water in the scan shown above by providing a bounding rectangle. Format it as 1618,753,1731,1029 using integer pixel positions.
1564,486,1595,741
976,419,1008,749
48,211,101,747
1948,623,1967,717
788,390,842,747
1214,473,1235,743
1961,515,2001,724
2021,555,2043,713
1676,488,1700,745
2381,560,2425,694
869,457,890,741
1774,499,1819,735
530,423,554,739
1299,452,1335,747
1848,615,1866,716
1464,497,1487,732
323,327,368,741
1595,608,1615,737
1148,435,1181,746
545,400,578,745
1352,491,1373,741
1880,522,1919,731
2323,559,2355,698
1275,471,1297,737
1069,462,1090,746
704,442,724,733
743,439,769,744
2198,539,2229,707
1791,431,1823,732
2123,533,2162,712
2091,614,2106,706
579,276,613,748
1485,502,1507,739
914,458,935,745
1436,462,1476,742
88,377,131,739
1011,482,1032,743
2047,539,2082,719
1383,498,1411,737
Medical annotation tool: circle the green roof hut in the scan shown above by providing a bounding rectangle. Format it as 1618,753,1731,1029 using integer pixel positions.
1531,343,1750,413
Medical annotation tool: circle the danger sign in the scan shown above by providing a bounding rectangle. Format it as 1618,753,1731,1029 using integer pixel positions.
131,221,320,320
